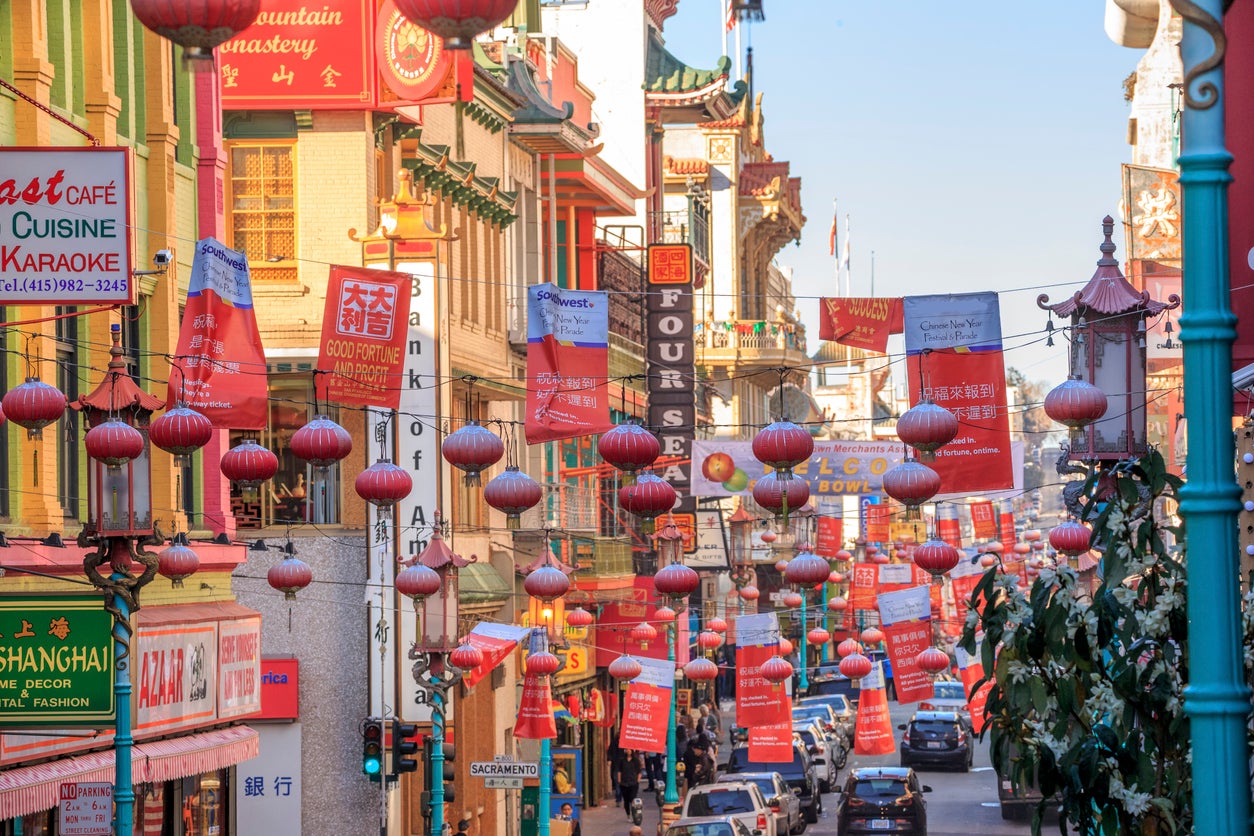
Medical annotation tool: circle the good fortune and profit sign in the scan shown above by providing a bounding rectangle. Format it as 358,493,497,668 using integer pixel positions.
0,596,115,725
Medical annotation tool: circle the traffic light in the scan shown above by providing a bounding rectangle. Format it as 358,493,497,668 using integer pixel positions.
392,720,419,778
439,742,456,803
362,719,384,780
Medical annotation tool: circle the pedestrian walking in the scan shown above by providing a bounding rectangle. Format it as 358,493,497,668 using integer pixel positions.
616,749,643,816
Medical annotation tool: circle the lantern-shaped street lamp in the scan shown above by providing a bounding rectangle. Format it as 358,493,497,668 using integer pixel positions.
727,504,757,607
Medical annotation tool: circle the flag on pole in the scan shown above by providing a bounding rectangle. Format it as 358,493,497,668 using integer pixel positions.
828,201,838,257
725,0,737,31
841,213,852,274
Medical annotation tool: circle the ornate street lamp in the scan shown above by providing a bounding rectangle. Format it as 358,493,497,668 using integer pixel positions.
783,549,830,691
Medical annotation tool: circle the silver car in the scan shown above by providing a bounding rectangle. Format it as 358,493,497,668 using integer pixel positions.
792,721,836,793
716,771,804,835
665,815,757,836
682,781,777,836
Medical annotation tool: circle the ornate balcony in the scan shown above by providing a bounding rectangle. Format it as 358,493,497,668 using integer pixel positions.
697,318,808,368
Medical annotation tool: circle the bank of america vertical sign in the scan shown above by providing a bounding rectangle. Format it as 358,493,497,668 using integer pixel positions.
646,245,694,518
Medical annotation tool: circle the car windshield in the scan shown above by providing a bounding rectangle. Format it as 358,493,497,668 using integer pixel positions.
734,749,804,773
912,719,957,733
746,778,775,797
795,730,816,746
822,696,850,712
667,825,734,836
853,779,908,799
933,682,965,700
687,790,755,816
792,708,827,721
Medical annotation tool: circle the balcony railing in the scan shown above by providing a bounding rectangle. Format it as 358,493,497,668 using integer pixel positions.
651,208,710,265
699,320,807,355
572,537,633,577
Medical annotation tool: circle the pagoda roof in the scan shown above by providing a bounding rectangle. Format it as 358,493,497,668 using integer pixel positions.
74,326,164,414
1038,216,1180,318
644,30,746,119
664,156,709,176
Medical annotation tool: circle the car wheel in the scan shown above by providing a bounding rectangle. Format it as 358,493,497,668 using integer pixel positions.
803,803,818,824
790,817,805,835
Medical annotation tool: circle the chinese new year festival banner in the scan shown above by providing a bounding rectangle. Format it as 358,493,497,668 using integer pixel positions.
618,657,675,754
524,283,613,444
853,662,895,755
877,585,936,704
903,292,1013,493
736,613,789,729
461,622,530,689
168,237,267,428
317,265,412,409
818,296,904,353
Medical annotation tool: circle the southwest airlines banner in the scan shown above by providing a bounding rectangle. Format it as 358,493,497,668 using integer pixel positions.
168,238,267,428
815,516,843,557
692,440,903,498
735,613,788,728
461,622,530,689
903,293,1013,493
876,585,935,704
317,265,412,409
818,297,904,353
524,283,613,444
618,657,674,754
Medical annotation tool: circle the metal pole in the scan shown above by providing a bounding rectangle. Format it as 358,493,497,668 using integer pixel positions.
538,628,552,836
111,569,135,836
1174,3,1253,832
821,581,829,663
664,623,679,807
798,594,809,691
432,686,445,836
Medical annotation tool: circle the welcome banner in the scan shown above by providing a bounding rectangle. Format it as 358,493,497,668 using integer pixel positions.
692,440,903,498
524,283,612,444
736,613,789,728
618,657,674,754
877,585,935,704
168,238,268,428
818,297,904,353
317,265,412,409
462,623,530,689
853,663,896,755
903,292,1013,493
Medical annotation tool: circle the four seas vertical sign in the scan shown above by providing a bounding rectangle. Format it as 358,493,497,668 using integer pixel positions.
647,245,695,519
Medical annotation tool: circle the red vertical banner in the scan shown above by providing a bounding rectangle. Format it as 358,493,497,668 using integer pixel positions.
969,501,997,541
849,563,879,611
168,237,268,428
877,585,935,704
853,663,896,755
524,283,613,443
735,613,789,729
514,674,558,739
815,516,843,557
461,623,529,689
903,293,1013,493
936,505,962,549
618,657,674,753
998,502,1017,553
865,504,891,543
948,559,984,622
748,721,795,762
316,265,412,408
956,644,992,734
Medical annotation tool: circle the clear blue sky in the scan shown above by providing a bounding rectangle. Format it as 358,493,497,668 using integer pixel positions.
660,1,1142,388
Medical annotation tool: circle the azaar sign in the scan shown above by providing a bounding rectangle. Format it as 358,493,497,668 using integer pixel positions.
646,244,694,514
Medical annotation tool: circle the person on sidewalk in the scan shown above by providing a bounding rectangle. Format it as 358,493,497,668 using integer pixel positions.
608,737,623,804
617,749,643,816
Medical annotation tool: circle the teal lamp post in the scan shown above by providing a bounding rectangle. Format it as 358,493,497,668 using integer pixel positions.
784,549,832,694
1171,1,1252,830
654,518,699,823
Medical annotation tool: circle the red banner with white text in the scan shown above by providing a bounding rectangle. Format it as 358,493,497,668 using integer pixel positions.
970,501,996,541
462,623,530,689
877,585,936,704
317,265,411,409
748,721,795,763
936,505,962,549
618,657,674,754
736,613,789,728
819,297,904,353
524,283,613,444
815,516,842,557
956,644,992,734
865,504,892,543
853,663,896,755
849,563,878,611
514,674,557,739
998,505,1017,553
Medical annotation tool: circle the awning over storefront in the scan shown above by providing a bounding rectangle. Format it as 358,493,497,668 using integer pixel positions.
0,725,258,820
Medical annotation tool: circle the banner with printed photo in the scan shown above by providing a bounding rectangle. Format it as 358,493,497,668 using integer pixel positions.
317,265,412,409
969,501,997,541
735,613,788,728
903,292,1013,493
524,283,613,444
748,721,794,763
168,238,268,428
462,622,531,689
852,662,895,755
692,440,903,498
818,297,904,353
877,585,935,704
618,657,674,754
514,673,557,739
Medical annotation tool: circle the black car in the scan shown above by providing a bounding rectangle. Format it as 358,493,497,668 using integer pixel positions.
897,711,972,771
833,767,931,835
804,663,859,707
724,742,823,824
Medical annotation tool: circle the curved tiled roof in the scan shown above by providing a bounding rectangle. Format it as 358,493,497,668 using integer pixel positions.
664,156,709,175
1038,216,1180,318
645,29,731,94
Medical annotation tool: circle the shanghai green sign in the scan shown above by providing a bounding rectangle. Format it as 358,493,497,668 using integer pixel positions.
0,596,115,726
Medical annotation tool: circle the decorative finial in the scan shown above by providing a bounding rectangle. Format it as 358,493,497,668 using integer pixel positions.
1098,215,1117,266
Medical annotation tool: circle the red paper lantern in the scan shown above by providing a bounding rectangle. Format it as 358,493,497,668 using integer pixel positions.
752,471,811,524
781,591,803,609
785,551,831,586
158,535,200,587
630,621,658,648
355,459,413,508
526,650,561,677
1049,521,1093,557
684,657,719,682
129,0,261,62
396,563,442,599
1014,542,1032,555
774,559,789,573
268,556,312,601
654,562,699,598
984,541,1004,554
290,416,352,470
872,552,891,565
609,654,643,681
1024,529,1043,542
760,530,778,543
85,419,144,468
149,404,213,463
619,472,676,533
760,655,794,684
483,466,542,529
860,627,885,646
751,421,814,478
807,627,831,645
828,570,845,584
393,0,517,49
697,630,723,651
916,647,951,675
707,617,729,633
827,596,848,612
221,439,279,488
524,565,570,601
839,652,872,680
598,422,660,482
835,549,853,562
1044,376,1108,430
442,421,504,486
450,643,485,670
836,638,862,658
3,378,66,438
865,544,880,556
566,607,595,628
882,458,941,521
913,539,962,580
980,553,998,568
896,398,959,462
739,584,760,601
778,638,793,655
654,606,676,623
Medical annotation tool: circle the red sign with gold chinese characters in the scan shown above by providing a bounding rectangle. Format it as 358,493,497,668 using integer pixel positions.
219,0,375,109
376,0,453,103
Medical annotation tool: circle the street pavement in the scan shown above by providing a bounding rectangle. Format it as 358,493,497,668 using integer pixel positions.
579,699,1049,836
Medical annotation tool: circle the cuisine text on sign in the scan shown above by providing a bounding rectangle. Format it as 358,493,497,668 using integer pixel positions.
470,761,539,778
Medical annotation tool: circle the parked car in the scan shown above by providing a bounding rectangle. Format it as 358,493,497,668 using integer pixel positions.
724,742,823,823
833,767,931,835
665,815,757,836
682,781,776,836
790,703,841,741
798,693,855,741
792,722,838,792
804,663,859,706
715,771,803,835
919,679,970,728
897,711,973,771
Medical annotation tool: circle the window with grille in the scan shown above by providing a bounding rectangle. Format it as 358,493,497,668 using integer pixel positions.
54,308,80,519
227,143,297,280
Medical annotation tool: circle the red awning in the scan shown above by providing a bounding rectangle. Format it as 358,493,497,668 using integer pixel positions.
0,725,258,820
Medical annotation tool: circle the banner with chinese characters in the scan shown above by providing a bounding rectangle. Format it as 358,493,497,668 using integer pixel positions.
955,644,992,734
865,504,892,543
903,292,1013,493
876,585,935,704
815,515,843,557
692,440,903,498
998,502,1017,553
735,613,789,728
852,663,895,755
168,238,268,428
948,557,985,624
849,563,878,611
524,283,612,444
936,504,961,548
617,657,674,754
219,0,376,110
969,500,997,541
461,623,530,689
514,674,557,740
647,245,695,514
818,297,904,353
748,721,794,763
317,265,411,409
